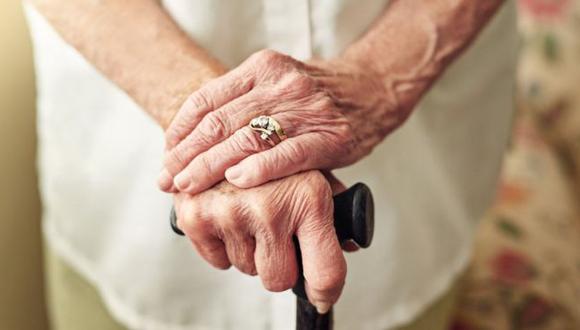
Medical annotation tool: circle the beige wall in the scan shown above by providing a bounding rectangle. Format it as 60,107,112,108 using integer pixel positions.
0,1,48,329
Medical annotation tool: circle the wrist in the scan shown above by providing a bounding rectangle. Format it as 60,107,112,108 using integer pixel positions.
307,57,407,154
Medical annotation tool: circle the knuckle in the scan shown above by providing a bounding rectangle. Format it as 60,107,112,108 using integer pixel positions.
303,172,332,198
323,121,355,158
195,154,215,176
190,88,214,110
313,91,335,110
336,123,355,148
215,209,243,233
196,237,221,254
280,141,307,164
259,214,281,235
276,72,315,98
290,72,315,92
252,49,283,65
178,205,202,234
233,129,264,154
198,112,229,143
302,180,333,218
250,202,282,235
164,104,203,148
166,148,187,172
164,127,180,148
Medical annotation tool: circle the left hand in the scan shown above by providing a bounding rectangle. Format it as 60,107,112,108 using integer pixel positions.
159,49,404,194
173,170,348,313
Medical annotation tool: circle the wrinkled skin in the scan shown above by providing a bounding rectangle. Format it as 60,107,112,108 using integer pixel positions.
158,49,401,194
32,0,507,317
174,171,347,313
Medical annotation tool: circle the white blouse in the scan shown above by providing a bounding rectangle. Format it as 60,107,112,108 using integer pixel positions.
25,1,517,329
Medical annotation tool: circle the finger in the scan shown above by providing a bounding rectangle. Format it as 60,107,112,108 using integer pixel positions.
173,127,270,194
164,64,255,149
223,233,257,275
158,149,175,191
187,235,231,270
225,134,321,188
157,168,175,192
254,234,298,292
162,88,265,185
179,213,231,270
296,217,346,314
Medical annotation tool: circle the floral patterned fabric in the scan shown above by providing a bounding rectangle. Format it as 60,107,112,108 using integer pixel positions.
452,1,580,329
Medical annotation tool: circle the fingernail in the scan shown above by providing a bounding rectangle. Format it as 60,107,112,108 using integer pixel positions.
157,169,173,190
174,173,190,191
315,302,332,314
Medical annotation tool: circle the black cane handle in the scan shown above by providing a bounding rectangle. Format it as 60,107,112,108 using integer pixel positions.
331,182,374,248
170,207,184,236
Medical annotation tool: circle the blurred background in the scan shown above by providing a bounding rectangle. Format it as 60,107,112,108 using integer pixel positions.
0,1,47,330
1,0,580,329
454,0,580,328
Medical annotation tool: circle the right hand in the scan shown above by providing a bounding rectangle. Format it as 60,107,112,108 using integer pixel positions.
159,49,398,195
173,171,347,313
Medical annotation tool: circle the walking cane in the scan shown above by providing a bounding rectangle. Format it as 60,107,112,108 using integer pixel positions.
169,182,374,330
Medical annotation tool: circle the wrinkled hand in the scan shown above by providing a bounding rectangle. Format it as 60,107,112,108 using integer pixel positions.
173,170,347,313
159,49,401,194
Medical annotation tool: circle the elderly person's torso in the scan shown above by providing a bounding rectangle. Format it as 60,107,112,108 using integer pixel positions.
25,1,517,329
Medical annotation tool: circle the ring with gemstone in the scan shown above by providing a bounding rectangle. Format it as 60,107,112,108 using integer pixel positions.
248,115,288,146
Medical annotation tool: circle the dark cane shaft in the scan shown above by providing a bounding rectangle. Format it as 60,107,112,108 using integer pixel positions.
296,297,333,330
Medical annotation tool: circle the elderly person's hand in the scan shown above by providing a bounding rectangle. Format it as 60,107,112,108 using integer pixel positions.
158,49,406,194
173,170,346,313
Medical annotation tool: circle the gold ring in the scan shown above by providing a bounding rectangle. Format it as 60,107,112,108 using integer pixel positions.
249,116,287,146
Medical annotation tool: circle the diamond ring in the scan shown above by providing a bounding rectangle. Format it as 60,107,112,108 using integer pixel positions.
248,115,288,146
